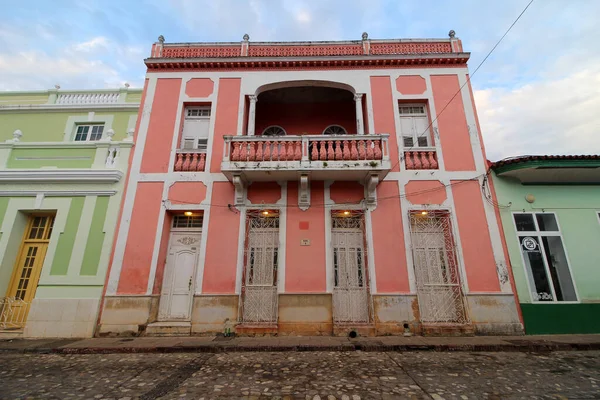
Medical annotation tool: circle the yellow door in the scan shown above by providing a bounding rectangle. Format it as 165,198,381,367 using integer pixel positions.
1,215,54,329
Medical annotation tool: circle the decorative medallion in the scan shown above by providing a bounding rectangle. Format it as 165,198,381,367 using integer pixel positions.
178,236,199,246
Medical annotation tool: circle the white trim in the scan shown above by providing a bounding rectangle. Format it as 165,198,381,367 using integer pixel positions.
64,115,114,142
324,181,333,293
0,170,123,183
0,104,139,113
364,208,377,294
277,182,287,294
0,141,134,150
234,207,247,295
0,190,116,197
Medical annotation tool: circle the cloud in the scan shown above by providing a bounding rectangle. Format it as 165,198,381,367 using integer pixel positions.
72,37,109,52
475,60,600,161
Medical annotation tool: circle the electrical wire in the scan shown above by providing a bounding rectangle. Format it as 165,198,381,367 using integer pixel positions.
389,0,535,173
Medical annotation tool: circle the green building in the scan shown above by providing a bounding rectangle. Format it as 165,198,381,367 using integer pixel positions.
491,155,600,334
0,87,140,338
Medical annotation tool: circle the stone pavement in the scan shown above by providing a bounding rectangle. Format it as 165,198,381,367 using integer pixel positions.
1,334,600,354
1,350,599,399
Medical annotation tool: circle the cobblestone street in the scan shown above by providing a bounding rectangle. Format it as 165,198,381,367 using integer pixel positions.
0,351,599,399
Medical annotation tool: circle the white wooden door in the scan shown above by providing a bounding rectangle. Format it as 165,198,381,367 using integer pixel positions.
158,231,201,321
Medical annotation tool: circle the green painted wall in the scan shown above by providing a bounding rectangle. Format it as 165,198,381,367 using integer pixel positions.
126,92,142,103
492,172,600,334
0,198,9,227
50,197,85,275
520,304,600,334
0,93,48,105
6,148,96,169
80,196,109,276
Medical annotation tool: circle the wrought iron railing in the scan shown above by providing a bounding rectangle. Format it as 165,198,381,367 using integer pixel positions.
0,297,30,330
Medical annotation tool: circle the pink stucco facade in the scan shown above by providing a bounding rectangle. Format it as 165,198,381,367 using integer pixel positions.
99,35,523,337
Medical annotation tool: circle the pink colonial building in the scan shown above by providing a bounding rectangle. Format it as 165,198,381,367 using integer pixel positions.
98,32,523,336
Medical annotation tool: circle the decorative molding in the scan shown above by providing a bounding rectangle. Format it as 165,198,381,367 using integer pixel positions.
298,174,310,211
177,236,200,246
0,190,117,197
0,103,139,113
365,174,379,207
232,174,245,205
0,141,134,150
0,169,123,183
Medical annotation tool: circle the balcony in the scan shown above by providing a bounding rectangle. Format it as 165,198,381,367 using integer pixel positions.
173,150,207,172
221,134,390,181
404,148,439,170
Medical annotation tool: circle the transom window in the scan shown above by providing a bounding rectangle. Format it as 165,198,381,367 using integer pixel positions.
513,213,577,302
398,104,430,148
172,214,203,229
186,107,211,118
74,124,104,141
262,126,286,136
323,125,347,135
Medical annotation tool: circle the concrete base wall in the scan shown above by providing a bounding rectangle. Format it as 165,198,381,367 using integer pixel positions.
24,298,100,338
467,294,524,335
97,295,159,336
372,294,419,335
191,295,238,334
278,293,333,336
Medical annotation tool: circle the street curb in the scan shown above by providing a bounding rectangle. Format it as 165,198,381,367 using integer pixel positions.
2,341,599,355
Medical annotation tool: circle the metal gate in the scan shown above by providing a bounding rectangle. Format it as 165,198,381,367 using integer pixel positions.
332,212,370,323
409,211,467,324
241,210,279,323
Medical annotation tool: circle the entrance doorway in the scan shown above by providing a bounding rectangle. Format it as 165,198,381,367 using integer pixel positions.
331,211,370,324
158,214,202,321
1,214,55,329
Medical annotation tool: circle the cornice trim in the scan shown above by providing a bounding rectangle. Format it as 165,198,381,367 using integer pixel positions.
0,103,139,113
0,190,118,197
0,169,124,183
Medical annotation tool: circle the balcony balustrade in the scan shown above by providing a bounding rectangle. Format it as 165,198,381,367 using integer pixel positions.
404,148,439,170
221,134,390,181
173,150,207,172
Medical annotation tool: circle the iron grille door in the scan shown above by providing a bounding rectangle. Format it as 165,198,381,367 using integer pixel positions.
242,213,279,323
409,211,468,324
332,215,370,323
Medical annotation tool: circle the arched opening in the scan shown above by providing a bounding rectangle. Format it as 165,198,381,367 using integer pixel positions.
262,125,286,136
253,83,360,136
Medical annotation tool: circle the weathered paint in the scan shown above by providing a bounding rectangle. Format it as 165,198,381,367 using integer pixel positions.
80,196,110,276
49,197,84,276
369,76,399,172
167,182,207,205
395,75,426,95
431,75,475,171
210,78,241,173
286,181,326,292
247,182,282,204
117,182,164,294
185,78,214,98
405,180,447,205
152,213,173,295
372,181,410,293
329,181,364,205
202,182,240,293
140,78,182,173
451,180,499,292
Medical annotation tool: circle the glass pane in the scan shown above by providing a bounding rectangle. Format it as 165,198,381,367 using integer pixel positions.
514,214,536,231
403,136,413,147
541,236,577,301
536,213,559,231
519,236,553,301
417,136,428,147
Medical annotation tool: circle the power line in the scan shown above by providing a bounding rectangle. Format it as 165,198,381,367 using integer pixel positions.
390,0,535,172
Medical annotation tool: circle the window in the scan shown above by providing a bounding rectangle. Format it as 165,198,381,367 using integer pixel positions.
172,214,203,228
262,126,286,136
513,213,577,302
181,106,211,151
74,124,104,141
398,104,431,148
323,125,347,135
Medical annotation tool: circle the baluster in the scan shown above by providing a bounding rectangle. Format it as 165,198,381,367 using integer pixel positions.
358,140,366,160
366,140,374,159
271,140,279,160
342,140,351,160
174,153,184,171
189,153,199,170
311,140,319,160
198,153,206,171
256,140,264,161
248,141,256,161
334,140,342,160
373,140,382,159
327,140,334,160
240,142,248,161
286,141,294,161
294,141,302,160
319,140,327,160
279,141,287,161
182,153,191,171
420,151,430,169
265,140,272,161
350,140,359,160
428,151,438,169
405,152,414,169
413,151,422,169
231,142,241,161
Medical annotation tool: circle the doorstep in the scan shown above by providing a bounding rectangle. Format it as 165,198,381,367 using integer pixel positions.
145,321,192,337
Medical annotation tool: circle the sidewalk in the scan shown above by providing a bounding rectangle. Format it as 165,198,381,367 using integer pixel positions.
1,334,600,354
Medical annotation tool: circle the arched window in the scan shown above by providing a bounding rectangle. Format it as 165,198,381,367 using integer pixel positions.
262,126,286,136
323,125,347,135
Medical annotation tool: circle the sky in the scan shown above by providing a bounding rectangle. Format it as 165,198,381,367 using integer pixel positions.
1,0,599,160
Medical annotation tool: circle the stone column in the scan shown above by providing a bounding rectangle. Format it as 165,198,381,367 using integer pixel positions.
247,95,258,136
354,93,365,135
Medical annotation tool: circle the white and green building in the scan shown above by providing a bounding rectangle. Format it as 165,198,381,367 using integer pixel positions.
0,87,140,338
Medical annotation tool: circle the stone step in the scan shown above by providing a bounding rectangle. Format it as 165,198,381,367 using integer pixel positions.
145,321,191,336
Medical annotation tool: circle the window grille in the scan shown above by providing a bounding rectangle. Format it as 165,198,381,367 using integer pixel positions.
172,215,203,229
